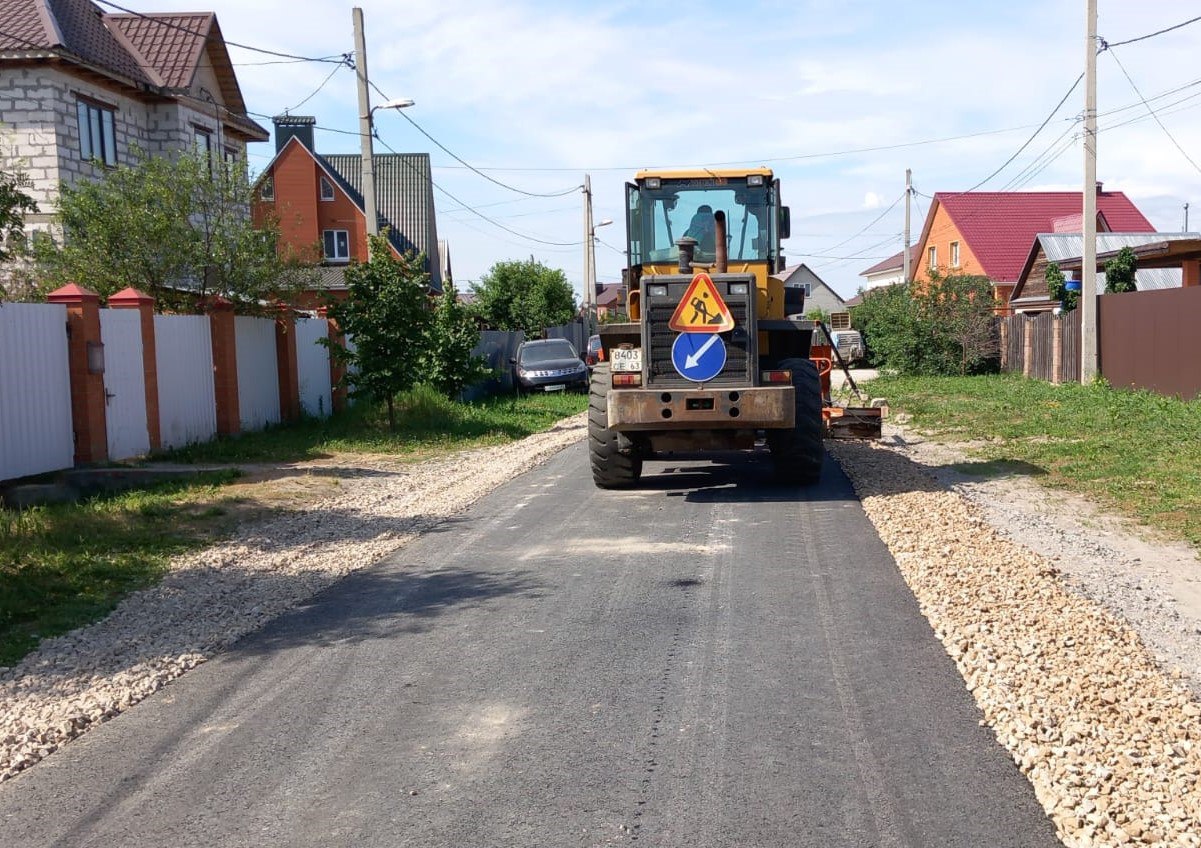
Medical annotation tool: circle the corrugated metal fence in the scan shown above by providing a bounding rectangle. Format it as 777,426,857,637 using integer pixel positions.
0,303,74,481
235,316,281,431
155,314,217,449
1099,287,1201,399
295,317,332,417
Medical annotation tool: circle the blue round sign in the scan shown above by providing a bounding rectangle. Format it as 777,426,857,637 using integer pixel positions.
671,332,726,383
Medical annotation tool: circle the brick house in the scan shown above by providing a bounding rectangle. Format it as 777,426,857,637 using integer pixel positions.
859,250,905,290
0,0,268,266
252,114,442,306
910,184,1155,314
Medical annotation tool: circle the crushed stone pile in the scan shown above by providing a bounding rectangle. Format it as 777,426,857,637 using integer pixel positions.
829,440,1201,848
0,415,585,783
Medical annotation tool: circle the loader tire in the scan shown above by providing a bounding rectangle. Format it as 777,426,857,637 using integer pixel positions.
588,363,642,489
767,357,824,485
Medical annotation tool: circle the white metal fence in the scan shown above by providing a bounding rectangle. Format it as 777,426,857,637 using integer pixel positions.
99,309,150,460
0,303,74,481
235,316,280,431
155,314,217,449
295,317,332,417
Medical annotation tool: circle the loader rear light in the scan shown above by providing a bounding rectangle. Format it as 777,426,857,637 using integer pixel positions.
613,373,642,387
761,370,792,384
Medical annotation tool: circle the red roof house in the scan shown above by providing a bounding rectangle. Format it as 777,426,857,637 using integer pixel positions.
911,184,1155,312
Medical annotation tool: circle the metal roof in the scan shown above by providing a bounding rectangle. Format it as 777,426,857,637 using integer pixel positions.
1037,232,1192,291
321,152,442,291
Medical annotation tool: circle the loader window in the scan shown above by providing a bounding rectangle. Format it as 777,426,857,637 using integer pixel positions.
635,181,771,264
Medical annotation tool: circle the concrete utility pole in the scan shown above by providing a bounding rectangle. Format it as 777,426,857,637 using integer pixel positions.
903,168,912,283
583,174,594,336
352,7,378,257
1080,0,1099,383
1185,202,1190,231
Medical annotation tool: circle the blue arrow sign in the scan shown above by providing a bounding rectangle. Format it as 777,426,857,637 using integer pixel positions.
671,332,726,383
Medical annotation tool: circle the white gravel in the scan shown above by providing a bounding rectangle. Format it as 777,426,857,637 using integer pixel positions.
829,434,1201,848
0,414,586,783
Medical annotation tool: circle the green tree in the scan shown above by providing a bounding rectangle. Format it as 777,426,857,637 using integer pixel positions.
1045,261,1078,312
35,148,312,309
0,166,36,263
852,274,997,376
1104,246,1138,293
805,307,831,325
424,284,490,397
324,235,431,429
471,258,577,335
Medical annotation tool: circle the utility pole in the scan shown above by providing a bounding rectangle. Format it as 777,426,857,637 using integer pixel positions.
583,174,594,336
1185,202,1190,231
352,7,378,258
903,168,912,283
1080,0,1099,383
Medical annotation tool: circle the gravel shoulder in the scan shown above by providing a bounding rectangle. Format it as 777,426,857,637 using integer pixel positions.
0,414,586,783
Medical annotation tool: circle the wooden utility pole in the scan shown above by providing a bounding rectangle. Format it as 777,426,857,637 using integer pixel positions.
903,168,912,283
1080,0,1099,383
583,174,594,336
352,8,378,257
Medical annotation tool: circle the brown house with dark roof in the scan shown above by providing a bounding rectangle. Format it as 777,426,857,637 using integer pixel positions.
0,0,267,280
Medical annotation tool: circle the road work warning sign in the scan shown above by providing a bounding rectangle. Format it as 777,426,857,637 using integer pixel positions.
668,272,735,333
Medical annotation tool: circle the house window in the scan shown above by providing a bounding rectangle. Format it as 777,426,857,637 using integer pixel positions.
193,128,214,173
223,146,238,166
950,241,961,267
320,175,335,201
260,175,274,201
76,100,117,166
803,283,812,297
928,245,938,271
323,229,350,262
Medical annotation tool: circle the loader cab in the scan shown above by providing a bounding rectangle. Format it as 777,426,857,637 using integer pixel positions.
625,171,788,274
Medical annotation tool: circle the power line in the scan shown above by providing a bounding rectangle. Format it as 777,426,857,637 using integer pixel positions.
282,63,346,115
90,0,349,65
373,134,583,248
807,193,904,259
1105,47,1201,177
960,73,1084,192
1103,14,1201,49
368,80,581,198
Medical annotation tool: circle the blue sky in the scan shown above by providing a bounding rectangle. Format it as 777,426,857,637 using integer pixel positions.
137,0,1201,298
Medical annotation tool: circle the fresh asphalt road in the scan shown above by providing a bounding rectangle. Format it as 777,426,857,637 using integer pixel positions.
0,444,1060,847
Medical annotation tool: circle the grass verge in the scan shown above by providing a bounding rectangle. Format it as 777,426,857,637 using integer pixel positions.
0,472,241,667
868,373,1201,549
2,388,585,666
161,385,588,465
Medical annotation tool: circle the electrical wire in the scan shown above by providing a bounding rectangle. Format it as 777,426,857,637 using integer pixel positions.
368,80,581,198
806,193,904,260
1103,14,1201,49
90,0,349,64
282,63,346,115
1104,47,1201,176
373,135,583,247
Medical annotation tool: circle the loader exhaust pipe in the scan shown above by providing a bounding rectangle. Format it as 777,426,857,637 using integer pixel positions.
714,210,727,273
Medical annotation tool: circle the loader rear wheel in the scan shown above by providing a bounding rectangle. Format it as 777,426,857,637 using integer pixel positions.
767,357,824,485
589,363,642,489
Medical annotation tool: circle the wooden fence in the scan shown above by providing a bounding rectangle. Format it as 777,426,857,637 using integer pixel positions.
999,311,1081,384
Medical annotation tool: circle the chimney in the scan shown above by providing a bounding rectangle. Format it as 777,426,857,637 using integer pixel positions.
273,115,316,154
1095,180,1104,195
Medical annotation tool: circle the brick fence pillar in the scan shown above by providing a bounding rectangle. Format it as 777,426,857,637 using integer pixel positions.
205,296,240,436
321,307,348,413
275,305,301,422
46,283,108,464
109,287,161,450
1022,316,1034,378
999,318,1009,371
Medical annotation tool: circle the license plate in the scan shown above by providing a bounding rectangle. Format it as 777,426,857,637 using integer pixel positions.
611,347,642,372
544,384,566,392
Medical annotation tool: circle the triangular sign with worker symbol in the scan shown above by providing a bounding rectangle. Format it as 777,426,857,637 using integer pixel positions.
668,272,735,333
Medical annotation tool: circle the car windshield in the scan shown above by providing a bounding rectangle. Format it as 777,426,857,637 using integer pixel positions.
520,340,577,364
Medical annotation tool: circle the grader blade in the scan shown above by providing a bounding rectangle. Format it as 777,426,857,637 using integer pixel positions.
823,404,885,440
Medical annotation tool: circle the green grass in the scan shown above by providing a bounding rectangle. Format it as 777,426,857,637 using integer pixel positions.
0,472,240,667
2,389,585,667
160,386,588,465
868,373,1201,549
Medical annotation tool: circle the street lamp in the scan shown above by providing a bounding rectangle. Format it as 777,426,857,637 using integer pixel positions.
587,218,613,334
359,97,415,255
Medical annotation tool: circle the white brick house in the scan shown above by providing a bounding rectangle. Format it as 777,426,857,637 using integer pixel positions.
0,0,268,271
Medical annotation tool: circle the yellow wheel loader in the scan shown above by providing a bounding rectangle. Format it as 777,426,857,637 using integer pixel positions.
590,168,883,489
